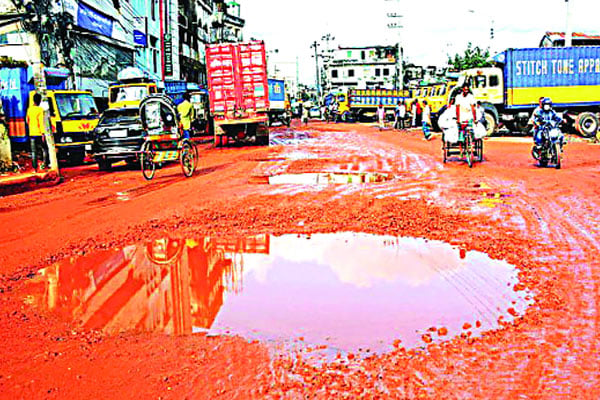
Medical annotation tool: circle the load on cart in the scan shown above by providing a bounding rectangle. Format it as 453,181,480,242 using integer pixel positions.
439,85,486,168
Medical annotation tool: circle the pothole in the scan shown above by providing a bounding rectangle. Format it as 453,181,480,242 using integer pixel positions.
22,233,531,358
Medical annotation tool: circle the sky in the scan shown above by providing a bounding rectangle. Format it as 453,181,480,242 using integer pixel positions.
239,0,600,85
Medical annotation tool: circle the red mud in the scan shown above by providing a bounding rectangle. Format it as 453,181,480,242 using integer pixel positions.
1,121,599,398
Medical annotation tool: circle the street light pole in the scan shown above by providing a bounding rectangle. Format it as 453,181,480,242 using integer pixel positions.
384,0,403,90
310,40,321,99
565,0,573,47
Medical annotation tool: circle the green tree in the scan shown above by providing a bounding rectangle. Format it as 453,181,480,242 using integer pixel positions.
448,43,492,71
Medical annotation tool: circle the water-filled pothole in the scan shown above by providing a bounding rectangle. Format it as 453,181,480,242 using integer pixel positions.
22,233,531,356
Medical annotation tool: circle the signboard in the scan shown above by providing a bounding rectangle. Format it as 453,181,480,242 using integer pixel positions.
77,2,113,37
164,34,173,76
133,30,147,46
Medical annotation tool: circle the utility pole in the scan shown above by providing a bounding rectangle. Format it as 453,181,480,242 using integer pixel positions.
385,0,403,90
310,40,321,99
565,0,573,47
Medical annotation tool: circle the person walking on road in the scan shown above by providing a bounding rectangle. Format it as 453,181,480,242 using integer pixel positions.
177,92,195,139
422,100,432,140
377,104,386,131
415,100,423,127
394,100,406,130
26,93,49,171
410,101,417,128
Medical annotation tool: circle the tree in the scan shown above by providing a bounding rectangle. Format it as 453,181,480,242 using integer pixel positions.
448,42,492,71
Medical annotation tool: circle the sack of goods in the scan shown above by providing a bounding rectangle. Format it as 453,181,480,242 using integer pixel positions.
443,125,459,143
474,122,487,139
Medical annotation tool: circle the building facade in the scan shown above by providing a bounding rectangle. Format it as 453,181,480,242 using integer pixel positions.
0,0,245,100
325,45,399,92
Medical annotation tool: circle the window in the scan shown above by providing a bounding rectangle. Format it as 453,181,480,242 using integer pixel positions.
346,50,352,58
490,75,499,87
474,75,487,88
348,69,355,77
151,0,156,20
331,69,338,78
375,68,381,77
383,68,389,76
361,51,365,60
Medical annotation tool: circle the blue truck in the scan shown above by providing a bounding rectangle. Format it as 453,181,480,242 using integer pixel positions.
460,46,600,137
267,78,290,126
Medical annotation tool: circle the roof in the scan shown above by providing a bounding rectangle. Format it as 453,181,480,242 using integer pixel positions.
544,31,600,40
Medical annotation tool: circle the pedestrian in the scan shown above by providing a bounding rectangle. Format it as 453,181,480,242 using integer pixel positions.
394,99,406,130
416,100,423,127
177,92,195,139
411,101,417,128
377,104,385,131
422,100,432,140
25,93,49,171
301,103,309,126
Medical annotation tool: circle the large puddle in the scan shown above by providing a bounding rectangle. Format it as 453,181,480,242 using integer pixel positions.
22,233,531,357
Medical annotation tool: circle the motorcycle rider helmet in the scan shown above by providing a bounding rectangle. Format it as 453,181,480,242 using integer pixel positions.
542,97,552,111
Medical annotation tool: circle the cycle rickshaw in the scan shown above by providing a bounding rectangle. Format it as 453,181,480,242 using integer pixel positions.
442,122,484,168
138,94,198,180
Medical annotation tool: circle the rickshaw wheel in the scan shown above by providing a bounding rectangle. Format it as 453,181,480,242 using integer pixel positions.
180,141,196,177
465,134,473,168
140,141,156,180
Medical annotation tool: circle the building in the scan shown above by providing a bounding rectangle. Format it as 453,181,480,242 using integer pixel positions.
211,0,244,43
325,45,399,92
0,0,137,105
540,31,600,48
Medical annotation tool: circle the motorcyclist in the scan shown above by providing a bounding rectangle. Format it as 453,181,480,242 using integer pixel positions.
532,97,562,149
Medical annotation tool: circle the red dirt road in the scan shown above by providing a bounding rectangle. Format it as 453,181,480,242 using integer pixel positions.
1,121,599,398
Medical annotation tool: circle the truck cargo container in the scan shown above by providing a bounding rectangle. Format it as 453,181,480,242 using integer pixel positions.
205,41,270,146
460,46,600,137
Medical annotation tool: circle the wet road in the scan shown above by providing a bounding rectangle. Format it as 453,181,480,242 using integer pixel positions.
1,121,599,398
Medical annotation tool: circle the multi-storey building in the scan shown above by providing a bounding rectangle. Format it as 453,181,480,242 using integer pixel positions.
325,45,399,92
0,0,245,101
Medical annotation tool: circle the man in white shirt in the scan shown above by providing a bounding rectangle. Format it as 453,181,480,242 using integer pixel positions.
455,84,477,124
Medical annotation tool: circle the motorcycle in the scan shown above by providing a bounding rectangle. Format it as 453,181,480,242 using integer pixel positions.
531,121,564,169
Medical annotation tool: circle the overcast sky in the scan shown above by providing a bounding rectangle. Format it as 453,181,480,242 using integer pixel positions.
239,0,600,84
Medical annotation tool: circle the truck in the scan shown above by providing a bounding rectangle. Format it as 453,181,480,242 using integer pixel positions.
205,41,270,146
266,78,290,126
107,67,158,110
460,46,600,137
0,66,100,164
346,89,410,121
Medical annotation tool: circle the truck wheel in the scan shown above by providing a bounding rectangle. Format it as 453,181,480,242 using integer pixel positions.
575,112,599,138
484,111,497,136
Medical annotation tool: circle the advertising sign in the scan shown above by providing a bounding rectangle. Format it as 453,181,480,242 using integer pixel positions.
133,30,147,47
77,2,113,37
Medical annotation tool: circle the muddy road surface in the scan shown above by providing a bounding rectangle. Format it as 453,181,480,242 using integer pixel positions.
1,122,599,399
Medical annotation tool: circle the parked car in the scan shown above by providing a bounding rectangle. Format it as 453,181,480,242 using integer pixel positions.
91,107,144,170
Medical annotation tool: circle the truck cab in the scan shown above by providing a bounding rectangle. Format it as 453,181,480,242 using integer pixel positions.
456,68,505,135
31,90,100,163
108,82,158,109
458,67,504,107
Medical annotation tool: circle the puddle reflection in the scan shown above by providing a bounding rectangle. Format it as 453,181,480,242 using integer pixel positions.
23,233,530,354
